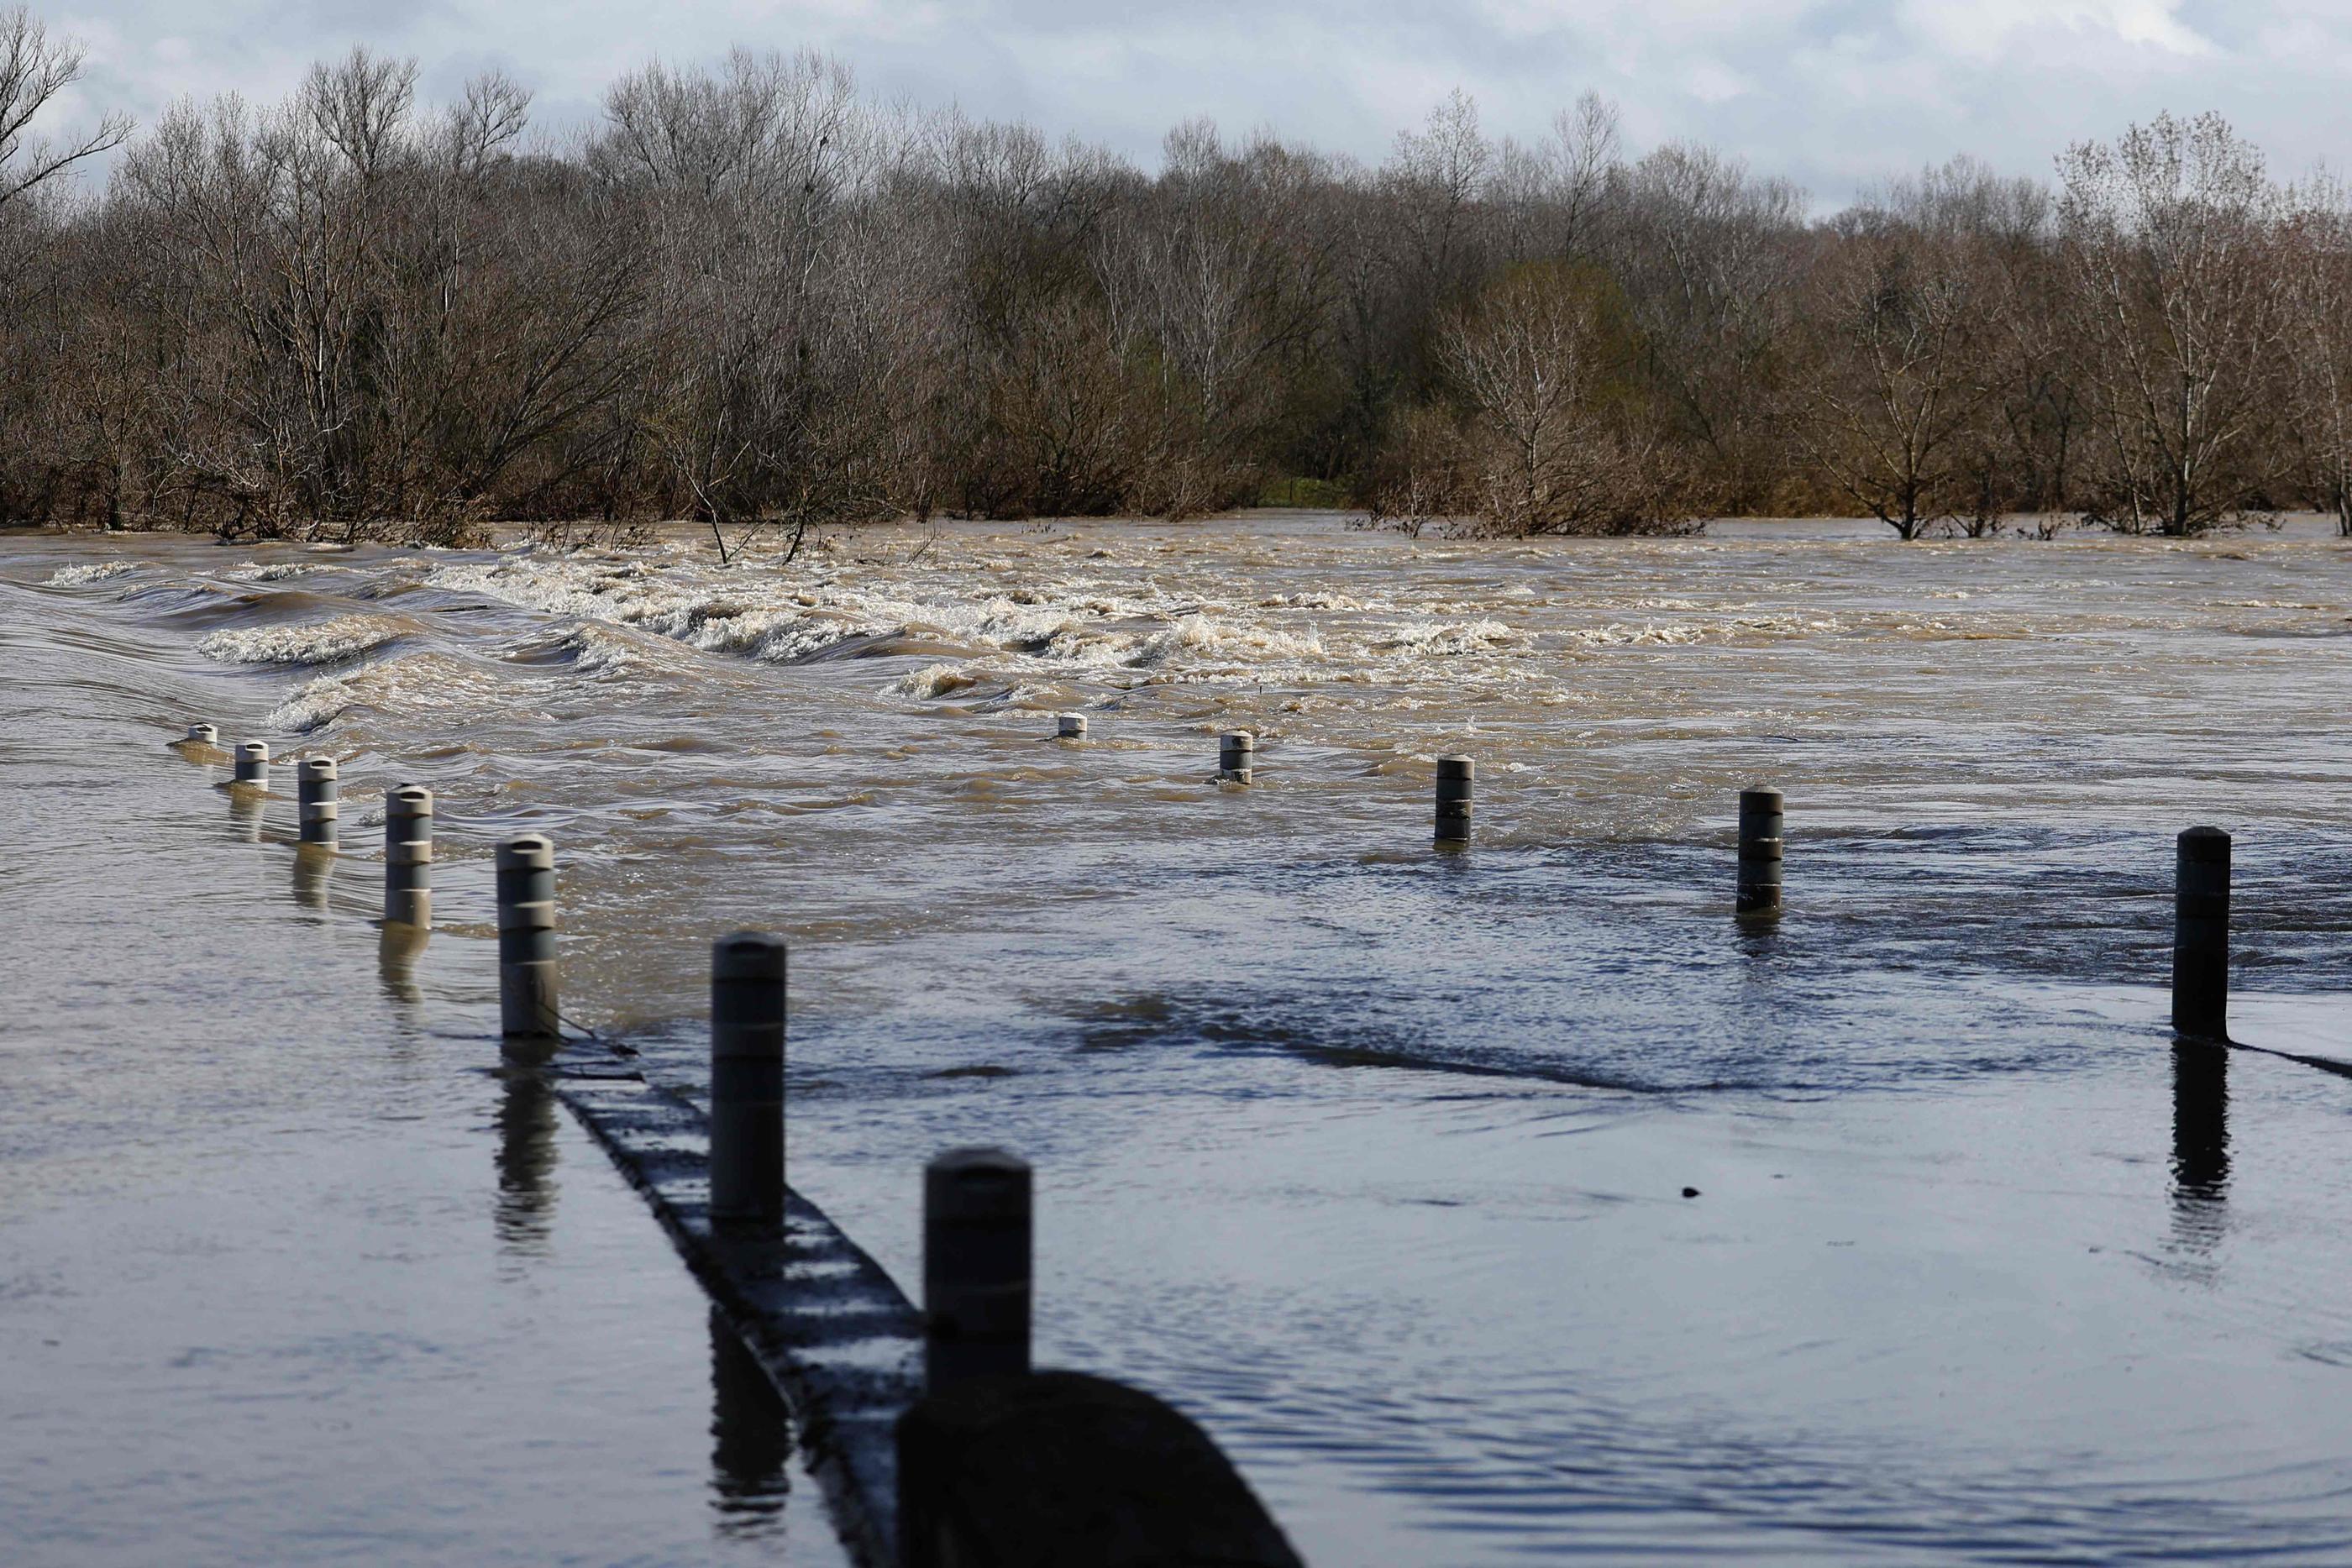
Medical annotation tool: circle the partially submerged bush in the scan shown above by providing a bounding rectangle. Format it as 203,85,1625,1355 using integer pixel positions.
1364,265,1698,537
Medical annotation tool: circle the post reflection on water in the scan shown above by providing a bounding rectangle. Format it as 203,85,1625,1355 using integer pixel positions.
494,1067,559,1257
291,843,334,914
2169,1041,2230,1270
708,1308,795,1540
377,924,428,1009
224,783,265,845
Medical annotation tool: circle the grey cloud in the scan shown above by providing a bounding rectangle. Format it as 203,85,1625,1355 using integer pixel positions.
34,0,2352,204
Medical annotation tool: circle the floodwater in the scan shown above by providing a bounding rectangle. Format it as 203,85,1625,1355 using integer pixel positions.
9,511,2352,1564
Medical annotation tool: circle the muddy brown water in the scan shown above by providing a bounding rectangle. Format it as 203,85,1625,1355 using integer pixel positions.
10,513,2352,1563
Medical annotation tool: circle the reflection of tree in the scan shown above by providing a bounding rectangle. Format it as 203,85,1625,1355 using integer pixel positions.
2167,1042,2229,1275
493,1068,558,1258
709,1309,793,1539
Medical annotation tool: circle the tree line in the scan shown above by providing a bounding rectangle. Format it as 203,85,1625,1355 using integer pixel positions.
0,8,2347,545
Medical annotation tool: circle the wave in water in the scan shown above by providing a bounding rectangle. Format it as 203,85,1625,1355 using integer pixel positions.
45,561,137,586
198,614,411,667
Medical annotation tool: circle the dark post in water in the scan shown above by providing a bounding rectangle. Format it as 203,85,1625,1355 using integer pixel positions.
384,784,434,930
1219,730,1255,784
1435,756,1473,846
923,1146,1032,1393
297,758,339,847
709,931,786,1225
234,740,270,788
1737,788,1784,917
495,835,560,1043
2173,826,2231,1040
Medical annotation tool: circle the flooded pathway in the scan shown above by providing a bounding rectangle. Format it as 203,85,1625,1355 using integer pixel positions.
10,513,2352,1561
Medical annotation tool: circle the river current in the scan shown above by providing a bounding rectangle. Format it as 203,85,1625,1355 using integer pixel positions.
9,512,2352,1563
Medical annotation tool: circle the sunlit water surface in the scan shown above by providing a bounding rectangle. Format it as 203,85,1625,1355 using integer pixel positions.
9,513,2352,1563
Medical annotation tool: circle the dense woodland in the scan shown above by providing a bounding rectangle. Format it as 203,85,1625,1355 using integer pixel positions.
1,8,2349,545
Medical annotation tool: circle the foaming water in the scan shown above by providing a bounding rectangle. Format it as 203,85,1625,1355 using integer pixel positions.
13,514,2352,1562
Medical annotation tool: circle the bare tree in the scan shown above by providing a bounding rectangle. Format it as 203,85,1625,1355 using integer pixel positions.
1610,142,1807,510
14,37,2352,546
599,49,883,559
0,6,128,215
2281,172,2352,534
1798,191,1997,538
2058,113,2287,534
1488,92,1621,268
1093,123,1338,513
1373,262,1687,535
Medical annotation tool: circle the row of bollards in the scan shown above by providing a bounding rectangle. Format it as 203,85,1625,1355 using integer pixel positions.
202,711,2269,1565
675,925,1289,1563
1082,722,1793,899
188,725,572,1041
177,716,1295,1563
692,926,1033,1381
187,718,2238,1044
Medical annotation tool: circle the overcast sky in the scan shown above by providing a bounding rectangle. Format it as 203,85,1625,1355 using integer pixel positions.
36,1,2352,204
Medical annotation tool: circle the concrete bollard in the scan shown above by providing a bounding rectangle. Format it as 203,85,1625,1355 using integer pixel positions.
1736,788,1783,917
1435,757,1473,845
1218,731,1255,784
709,931,786,1225
233,741,270,787
297,758,339,847
383,785,433,930
495,835,560,1043
924,1147,1032,1393
2173,826,2230,1040
186,722,218,746
1058,714,1088,740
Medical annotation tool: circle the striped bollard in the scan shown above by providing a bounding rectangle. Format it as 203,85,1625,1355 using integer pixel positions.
384,785,433,929
297,758,339,847
709,932,786,1225
1219,731,1254,784
234,741,270,787
1058,714,1088,740
1736,789,1783,917
496,835,560,1042
186,723,218,747
1435,757,1472,846
924,1147,1032,1392
2173,827,2230,1040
